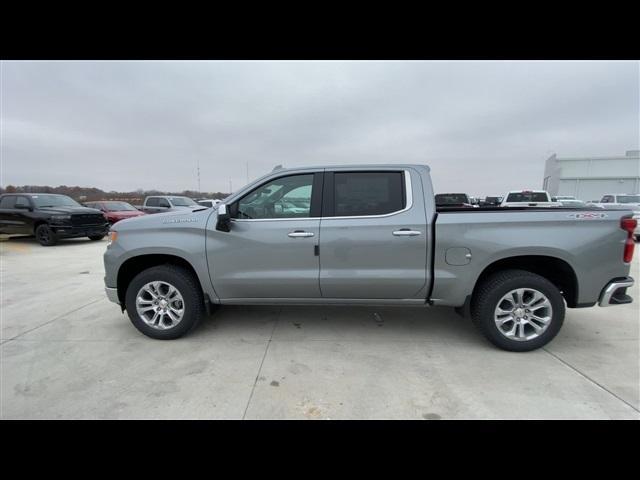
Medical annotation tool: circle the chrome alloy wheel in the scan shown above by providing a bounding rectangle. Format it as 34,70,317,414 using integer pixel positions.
494,288,553,341
135,281,185,330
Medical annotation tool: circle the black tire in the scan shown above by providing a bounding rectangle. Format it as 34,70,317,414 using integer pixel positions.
88,234,105,241
124,264,204,340
470,269,565,352
35,224,58,246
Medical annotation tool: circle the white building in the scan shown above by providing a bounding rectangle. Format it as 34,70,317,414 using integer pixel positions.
543,150,640,201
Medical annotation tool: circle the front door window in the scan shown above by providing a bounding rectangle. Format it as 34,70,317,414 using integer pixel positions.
236,174,314,219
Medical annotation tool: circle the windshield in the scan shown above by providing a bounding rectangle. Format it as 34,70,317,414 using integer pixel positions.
102,201,137,211
617,195,640,204
505,192,549,202
169,197,198,206
435,193,469,205
31,194,81,208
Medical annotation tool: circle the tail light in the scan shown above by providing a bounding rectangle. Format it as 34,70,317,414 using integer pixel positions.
621,217,637,263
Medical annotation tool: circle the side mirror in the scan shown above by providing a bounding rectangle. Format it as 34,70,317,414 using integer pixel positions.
216,203,231,232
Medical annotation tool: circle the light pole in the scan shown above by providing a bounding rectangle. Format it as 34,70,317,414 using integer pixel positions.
197,159,201,194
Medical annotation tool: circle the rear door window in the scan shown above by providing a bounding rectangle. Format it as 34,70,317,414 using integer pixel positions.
146,198,159,207
330,172,405,217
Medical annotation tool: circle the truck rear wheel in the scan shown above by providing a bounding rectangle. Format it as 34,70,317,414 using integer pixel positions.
124,265,204,340
35,224,58,246
471,269,565,352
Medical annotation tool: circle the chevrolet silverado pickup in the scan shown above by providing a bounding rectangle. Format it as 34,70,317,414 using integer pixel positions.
103,165,637,351
0,193,109,246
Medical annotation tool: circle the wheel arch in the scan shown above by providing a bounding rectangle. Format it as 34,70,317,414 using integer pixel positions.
471,255,579,308
33,219,49,233
116,254,204,307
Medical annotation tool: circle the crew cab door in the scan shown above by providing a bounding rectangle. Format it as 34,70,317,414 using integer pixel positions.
319,169,429,299
208,172,324,299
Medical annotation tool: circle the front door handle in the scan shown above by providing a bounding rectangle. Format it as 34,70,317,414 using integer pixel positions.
288,230,315,238
392,229,421,236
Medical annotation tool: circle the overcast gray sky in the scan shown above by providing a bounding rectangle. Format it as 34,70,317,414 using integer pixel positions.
1,60,638,195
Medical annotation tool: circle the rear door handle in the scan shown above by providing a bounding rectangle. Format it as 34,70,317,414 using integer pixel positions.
392,229,421,236
288,230,315,238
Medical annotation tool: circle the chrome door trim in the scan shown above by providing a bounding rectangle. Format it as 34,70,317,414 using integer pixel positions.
233,217,317,223
323,170,413,220
233,169,414,222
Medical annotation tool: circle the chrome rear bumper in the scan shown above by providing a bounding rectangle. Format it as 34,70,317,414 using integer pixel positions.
598,277,634,307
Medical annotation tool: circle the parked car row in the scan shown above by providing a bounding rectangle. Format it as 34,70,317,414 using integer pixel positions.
452,191,639,240
0,191,226,246
436,190,560,208
3,187,638,246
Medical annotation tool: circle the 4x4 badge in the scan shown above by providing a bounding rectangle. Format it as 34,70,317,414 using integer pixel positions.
568,213,608,220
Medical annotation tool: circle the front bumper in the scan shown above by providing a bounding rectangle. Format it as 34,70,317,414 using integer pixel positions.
598,277,634,307
52,223,109,238
105,286,119,304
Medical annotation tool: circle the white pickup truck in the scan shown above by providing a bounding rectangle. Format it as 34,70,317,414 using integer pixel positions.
500,190,561,208
592,194,640,240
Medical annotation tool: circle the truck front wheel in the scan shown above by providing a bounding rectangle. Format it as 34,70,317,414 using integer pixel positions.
124,265,204,340
35,224,58,246
470,269,565,352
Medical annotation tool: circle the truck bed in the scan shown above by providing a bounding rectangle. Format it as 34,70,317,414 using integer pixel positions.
430,206,634,308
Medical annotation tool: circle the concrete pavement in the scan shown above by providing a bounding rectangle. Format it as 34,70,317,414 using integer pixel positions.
1,234,638,419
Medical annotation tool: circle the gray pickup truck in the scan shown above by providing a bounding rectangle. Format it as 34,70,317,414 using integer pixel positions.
103,165,637,351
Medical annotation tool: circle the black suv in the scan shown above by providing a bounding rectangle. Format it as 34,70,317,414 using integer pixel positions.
0,193,109,246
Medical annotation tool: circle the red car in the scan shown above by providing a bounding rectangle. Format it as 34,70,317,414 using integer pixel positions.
84,201,146,225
